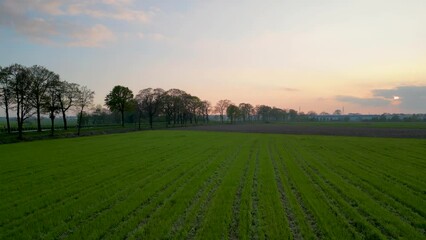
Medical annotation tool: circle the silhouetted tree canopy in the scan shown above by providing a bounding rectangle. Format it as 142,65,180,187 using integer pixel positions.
226,104,239,124
105,85,134,127
57,81,80,130
135,88,164,129
29,65,58,132
76,86,94,135
214,99,231,123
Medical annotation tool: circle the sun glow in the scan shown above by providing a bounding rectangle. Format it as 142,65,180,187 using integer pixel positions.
393,96,400,100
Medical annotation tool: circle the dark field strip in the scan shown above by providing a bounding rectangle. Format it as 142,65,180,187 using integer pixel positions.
185,124,426,138
0,130,425,239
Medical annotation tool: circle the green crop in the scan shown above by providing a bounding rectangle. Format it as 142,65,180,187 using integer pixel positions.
0,130,425,239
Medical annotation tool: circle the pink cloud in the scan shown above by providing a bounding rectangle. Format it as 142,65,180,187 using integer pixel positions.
68,24,115,47
0,0,153,47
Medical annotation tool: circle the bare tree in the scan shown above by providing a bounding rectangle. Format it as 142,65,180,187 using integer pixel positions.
186,95,201,124
57,81,80,130
257,105,272,122
76,86,94,136
29,65,58,132
214,99,231,123
163,89,187,125
238,103,253,122
9,64,33,139
42,78,61,135
200,100,211,123
0,66,13,133
135,88,165,129
105,85,134,127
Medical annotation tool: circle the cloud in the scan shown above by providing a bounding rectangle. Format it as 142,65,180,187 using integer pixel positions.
0,0,153,47
102,0,134,6
137,32,167,41
373,86,426,112
66,3,151,23
336,85,426,113
68,24,115,47
281,87,299,92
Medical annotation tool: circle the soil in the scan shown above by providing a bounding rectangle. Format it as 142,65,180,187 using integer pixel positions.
184,124,426,139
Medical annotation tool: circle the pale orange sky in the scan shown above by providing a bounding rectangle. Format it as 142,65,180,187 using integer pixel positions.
1,0,425,114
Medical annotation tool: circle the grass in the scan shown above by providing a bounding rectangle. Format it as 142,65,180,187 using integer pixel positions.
0,130,425,239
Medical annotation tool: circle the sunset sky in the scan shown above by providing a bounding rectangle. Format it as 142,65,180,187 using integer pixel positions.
1,0,425,114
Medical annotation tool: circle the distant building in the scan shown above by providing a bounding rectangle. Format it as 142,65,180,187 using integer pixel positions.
310,113,426,122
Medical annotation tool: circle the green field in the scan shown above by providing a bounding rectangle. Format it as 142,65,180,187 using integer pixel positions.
0,130,425,239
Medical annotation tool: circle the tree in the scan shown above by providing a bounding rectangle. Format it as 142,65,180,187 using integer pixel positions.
163,89,187,125
200,100,211,123
91,104,112,125
135,88,165,129
0,66,12,133
57,81,79,130
9,64,33,139
307,111,317,121
42,78,61,135
105,85,134,127
333,109,342,115
186,95,202,124
226,104,240,124
239,103,253,122
29,65,58,132
76,86,94,136
257,105,272,122
288,109,298,121
214,99,231,123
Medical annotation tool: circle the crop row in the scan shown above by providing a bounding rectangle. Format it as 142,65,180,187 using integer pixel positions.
0,131,424,239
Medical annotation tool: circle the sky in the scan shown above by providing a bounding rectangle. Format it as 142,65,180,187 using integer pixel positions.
1,0,426,114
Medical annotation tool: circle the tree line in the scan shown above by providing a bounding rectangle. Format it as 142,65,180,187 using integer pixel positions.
1,63,368,140
103,86,211,129
214,100,305,124
100,89,306,128
0,64,94,138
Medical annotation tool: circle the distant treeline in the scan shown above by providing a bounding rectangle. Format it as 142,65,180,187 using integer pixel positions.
1,64,425,139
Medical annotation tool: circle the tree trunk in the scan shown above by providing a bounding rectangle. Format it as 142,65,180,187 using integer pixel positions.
149,115,153,129
50,114,55,136
77,108,83,136
138,111,141,130
17,109,23,140
36,105,42,132
5,102,10,133
121,110,124,127
18,120,23,140
62,110,68,130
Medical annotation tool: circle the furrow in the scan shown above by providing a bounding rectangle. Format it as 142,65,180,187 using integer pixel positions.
249,146,260,240
273,142,322,240
268,142,301,240
185,145,242,240
227,141,255,240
